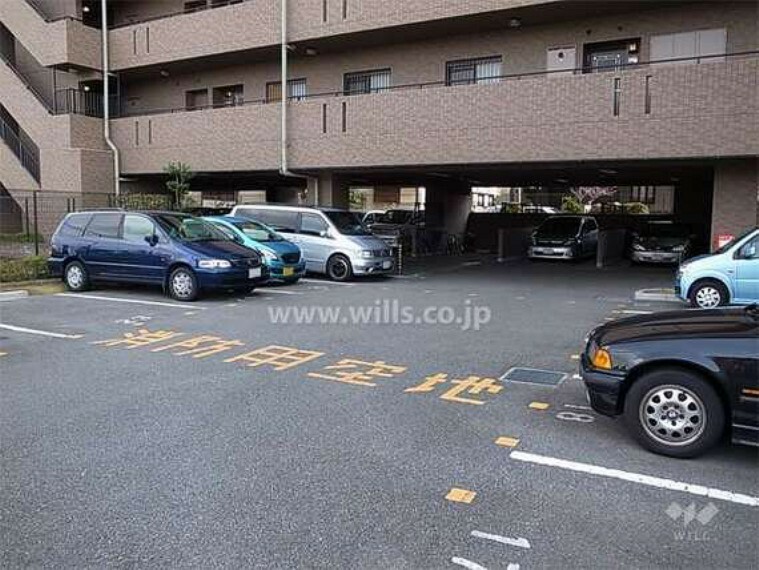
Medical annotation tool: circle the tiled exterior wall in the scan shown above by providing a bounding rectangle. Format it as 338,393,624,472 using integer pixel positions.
118,2,757,115
0,0,101,70
711,159,759,246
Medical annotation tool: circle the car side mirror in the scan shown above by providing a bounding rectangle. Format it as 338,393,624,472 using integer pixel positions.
145,234,159,247
319,230,329,238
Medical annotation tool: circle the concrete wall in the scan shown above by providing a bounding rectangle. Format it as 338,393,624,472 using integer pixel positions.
711,159,759,248
119,1,757,113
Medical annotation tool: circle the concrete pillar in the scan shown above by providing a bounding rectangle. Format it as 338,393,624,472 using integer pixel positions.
711,159,758,249
306,172,349,209
425,180,472,236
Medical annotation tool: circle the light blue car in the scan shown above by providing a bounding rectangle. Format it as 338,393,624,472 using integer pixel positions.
204,216,306,283
676,227,759,308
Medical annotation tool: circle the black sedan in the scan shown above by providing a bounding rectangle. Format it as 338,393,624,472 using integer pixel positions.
581,305,759,458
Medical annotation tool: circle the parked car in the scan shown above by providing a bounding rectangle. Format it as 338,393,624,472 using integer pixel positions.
48,210,267,301
581,305,759,458
230,205,394,281
528,215,599,260
676,227,759,308
204,215,306,284
361,210,386,227
369,209,425,248
630,221,694,264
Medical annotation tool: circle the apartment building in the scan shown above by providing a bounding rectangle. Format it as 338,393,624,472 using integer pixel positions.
1,0,757,245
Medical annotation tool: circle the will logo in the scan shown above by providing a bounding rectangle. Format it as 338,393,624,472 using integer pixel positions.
666,502,719,527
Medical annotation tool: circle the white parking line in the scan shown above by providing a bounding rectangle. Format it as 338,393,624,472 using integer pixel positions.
471,531,531,549
56,293,204,309
451,557,488,570
613,309,654,315
258,289,303,295
300,278,354,287
510,450,759,507
0,323,83,339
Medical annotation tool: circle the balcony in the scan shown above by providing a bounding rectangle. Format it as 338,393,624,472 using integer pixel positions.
109,0,561,71
111,54,759,175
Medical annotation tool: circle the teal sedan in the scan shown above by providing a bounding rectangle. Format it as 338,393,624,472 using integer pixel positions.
204,216,306,283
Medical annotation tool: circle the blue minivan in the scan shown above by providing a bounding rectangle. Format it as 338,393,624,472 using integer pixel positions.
203,216,306,283
48,210,267,301
676,227,759,308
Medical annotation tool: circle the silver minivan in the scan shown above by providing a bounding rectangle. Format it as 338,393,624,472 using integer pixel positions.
230,205,394,281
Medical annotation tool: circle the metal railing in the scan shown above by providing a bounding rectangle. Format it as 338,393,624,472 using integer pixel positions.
115,50,759,118
0,113,41,183
23,0,84,22
109,0,250,29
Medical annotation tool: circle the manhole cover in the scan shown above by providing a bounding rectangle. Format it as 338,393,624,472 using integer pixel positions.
500,367,567,387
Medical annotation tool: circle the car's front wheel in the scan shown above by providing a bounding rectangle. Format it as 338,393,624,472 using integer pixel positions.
689,279,728,309
623,368,725,458
64,260,90,291
168,266,199,302
326,254,353,282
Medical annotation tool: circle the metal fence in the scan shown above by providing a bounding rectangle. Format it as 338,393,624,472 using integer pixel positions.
0,190,176,258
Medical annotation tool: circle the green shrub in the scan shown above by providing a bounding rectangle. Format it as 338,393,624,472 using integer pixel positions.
624,202,650,214
561,195,584,214
0,256,49,283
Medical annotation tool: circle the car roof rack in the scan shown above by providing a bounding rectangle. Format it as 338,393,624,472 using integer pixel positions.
74,207,126,212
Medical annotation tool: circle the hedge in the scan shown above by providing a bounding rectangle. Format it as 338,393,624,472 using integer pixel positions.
0,256,50,283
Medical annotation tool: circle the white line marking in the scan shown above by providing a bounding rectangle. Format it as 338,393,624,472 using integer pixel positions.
0,323,83,339
616,309,653,315
451,557,488,570
510,450,759,507
471,531,531,549
56,293,204,309
563,403,593,411
300,278,354,286
571,374,582,380
259,289,303,295
506,565,520,570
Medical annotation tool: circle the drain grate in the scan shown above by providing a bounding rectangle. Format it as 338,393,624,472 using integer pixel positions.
500,367,567,387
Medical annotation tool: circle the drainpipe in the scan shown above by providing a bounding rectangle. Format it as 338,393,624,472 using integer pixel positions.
280,0,314,204
101,0,120,196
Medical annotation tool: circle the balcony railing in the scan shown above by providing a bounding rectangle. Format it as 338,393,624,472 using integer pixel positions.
110,0,251,29
116,50,758,118
0,111,40,183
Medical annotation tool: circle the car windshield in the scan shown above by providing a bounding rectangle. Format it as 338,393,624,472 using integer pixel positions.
379,210,413,224
324,211,370,236
155,214,231,242
537,217,581,235
715,227,757,254
231,219,283,242
642,223,688,238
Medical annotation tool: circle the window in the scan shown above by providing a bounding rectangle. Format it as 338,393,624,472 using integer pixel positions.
123,215,155,243
84,213,121,239
446,57,502,86
739,236,758,260
583,219,598,232
212,84,244,107
650,29,726,64
266,79,308,102
630,186,657,205
240,209,298,233
300,213,329,236
185,88,208,111
583,39,640,73
343,69,391,95
184,0,207,13
57,213,91,237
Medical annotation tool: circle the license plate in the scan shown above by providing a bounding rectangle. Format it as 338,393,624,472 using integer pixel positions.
283,266,294,277
542,249,554,255
248,268,261,279
382,260,392,269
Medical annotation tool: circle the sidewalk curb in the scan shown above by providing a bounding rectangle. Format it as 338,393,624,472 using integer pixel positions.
0,290,30,302
634,288,682,303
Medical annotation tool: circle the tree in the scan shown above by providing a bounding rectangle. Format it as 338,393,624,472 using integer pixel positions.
561,195,584,213
163,162,194,209
570,186,618,205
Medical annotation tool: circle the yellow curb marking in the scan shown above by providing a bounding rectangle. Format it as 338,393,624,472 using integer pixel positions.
446,488,477,504
529,401,550,411
495,436,520,448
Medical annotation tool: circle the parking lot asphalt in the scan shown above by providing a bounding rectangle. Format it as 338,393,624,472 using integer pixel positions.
1,259,757,569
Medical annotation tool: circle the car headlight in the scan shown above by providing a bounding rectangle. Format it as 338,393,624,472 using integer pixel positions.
360,250,373,259
198,259,232,269
262,249,279,262
591,347,612,370
672,245,685,252
632,243,645,251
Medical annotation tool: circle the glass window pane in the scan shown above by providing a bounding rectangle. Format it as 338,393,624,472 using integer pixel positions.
84,213,121,239
123,214,155,242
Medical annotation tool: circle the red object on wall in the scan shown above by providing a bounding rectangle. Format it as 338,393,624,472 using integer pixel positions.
715,233,735,249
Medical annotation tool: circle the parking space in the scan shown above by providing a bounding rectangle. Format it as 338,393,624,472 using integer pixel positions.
1,260,757,568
